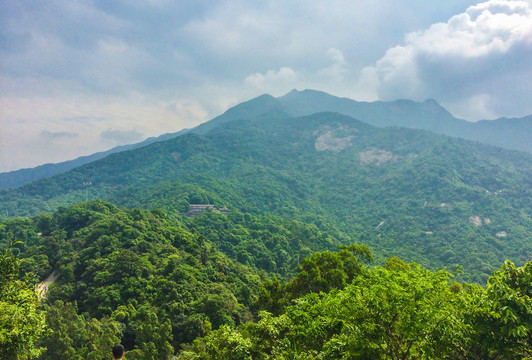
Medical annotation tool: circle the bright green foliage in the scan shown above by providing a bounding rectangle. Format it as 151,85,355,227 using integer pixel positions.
257,244,372,315
0,243,46,360
324,265,465,359
179,325,253,360
178,260,532,359
39,301,121,360
460,260,532,359
179,263,469,359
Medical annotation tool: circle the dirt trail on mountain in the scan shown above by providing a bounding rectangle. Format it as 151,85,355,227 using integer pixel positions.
37,272,58,300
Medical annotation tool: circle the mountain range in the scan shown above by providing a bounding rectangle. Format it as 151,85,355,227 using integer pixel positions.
2,89,531,190
1,96,531,282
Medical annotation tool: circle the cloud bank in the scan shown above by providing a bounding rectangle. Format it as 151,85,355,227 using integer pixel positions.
359,0,532,120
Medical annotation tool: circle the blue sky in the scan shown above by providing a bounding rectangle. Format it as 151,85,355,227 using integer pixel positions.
1,0,532,172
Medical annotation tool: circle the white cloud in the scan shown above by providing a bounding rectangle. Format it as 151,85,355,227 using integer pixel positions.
318,48,348,82
41,130,79,140
244,67,300,93
0,95,207,172
357,0,532,120
100,129,143,145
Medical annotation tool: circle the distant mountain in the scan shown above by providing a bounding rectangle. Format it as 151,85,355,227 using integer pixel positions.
0,94,289,190
468,115,532,152
278,89,532,152
279,89,464,133
1,108,531,282
0,128,190,190
2,89,531,191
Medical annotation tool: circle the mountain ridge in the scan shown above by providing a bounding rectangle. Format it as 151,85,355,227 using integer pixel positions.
2,89,531,190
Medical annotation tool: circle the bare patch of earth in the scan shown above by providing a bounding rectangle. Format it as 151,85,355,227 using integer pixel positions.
37,272,58,300
360,149,398,165
469,216,482,227
315,128,355,152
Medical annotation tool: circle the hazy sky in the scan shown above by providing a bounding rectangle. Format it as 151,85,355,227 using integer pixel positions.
1,0,532,172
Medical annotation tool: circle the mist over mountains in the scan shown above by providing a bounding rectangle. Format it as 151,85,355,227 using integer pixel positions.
2,89,531,190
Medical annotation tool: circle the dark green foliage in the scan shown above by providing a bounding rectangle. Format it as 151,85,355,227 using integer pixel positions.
186,210,340,277
1,201,264,358
38,301,121,360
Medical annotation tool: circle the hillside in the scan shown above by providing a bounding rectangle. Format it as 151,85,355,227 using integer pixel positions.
2,110,531,282
3,89,531,191
0,129,190,191
279,89,532,153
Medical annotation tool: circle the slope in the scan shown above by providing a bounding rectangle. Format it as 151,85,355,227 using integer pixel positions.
0,94,289,190
4,89,531,191
278,89,532,153
1,110,531,282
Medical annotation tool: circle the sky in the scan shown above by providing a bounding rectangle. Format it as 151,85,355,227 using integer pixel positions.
1,0,532,173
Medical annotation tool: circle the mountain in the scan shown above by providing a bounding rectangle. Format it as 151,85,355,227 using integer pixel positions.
278,89,532,152
2,109,531,282
4,89,530,191
0,94,289,191
278,89,464,133
0,128,190,190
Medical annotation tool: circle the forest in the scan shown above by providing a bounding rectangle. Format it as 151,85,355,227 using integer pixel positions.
1,107,532,359
1,111,532,283
1,200,531,359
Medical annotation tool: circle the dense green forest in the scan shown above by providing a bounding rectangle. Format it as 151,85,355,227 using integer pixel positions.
1,201,531,359
0,201,346,358
2,110,531,282
3,90,532,193
1,97,532,359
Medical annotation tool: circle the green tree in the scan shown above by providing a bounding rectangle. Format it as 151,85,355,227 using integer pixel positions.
257,244,372,315
322,264,467,359
461,260,532,359
127,307,174,360
0,242,47,360
39,300,122,360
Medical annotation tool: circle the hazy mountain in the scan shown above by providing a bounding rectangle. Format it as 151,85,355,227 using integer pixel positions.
2,109,531,282
278,89,464,133
278,89,532,152
0,128,190,190
3,89,530,190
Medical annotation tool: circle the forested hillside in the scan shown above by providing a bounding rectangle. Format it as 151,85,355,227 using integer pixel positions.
1,201,531,359
1,201,262,358
1,111,531,282
3,89,531,191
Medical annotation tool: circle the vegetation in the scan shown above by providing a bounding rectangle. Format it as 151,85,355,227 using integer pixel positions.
1,200,531,359
0,201,342,358
1,99,532,358
0,242,46,360
2,111,531,281
179,259,532,360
